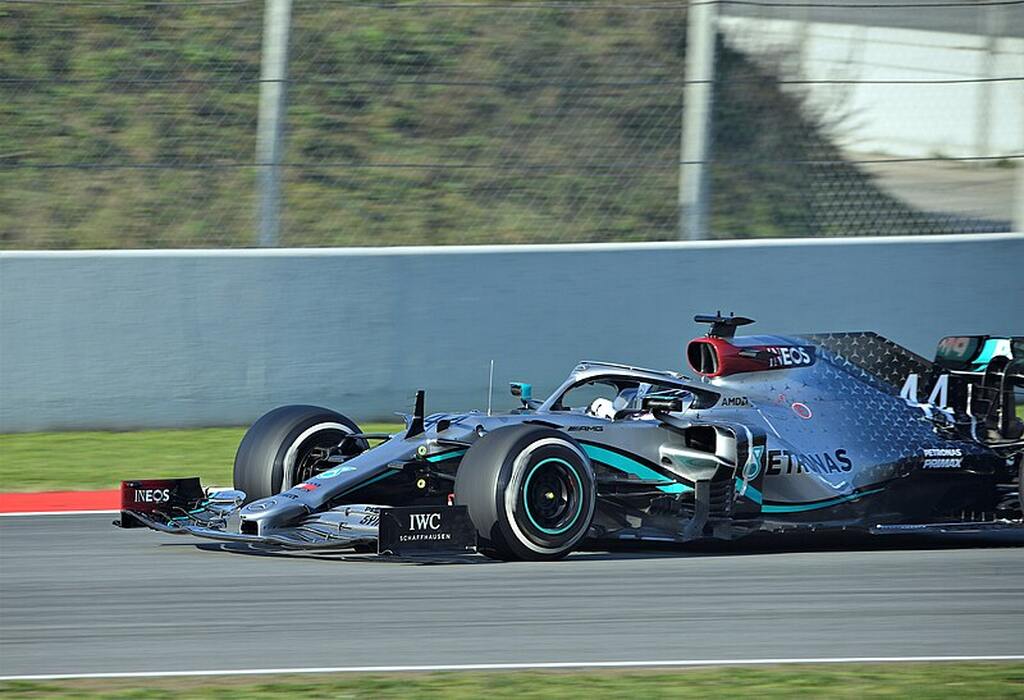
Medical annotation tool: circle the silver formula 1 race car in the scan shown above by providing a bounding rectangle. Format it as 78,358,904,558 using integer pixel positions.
116,314,1024,561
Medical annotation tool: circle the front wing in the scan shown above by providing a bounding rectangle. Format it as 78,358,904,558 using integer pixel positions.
114,478,476,555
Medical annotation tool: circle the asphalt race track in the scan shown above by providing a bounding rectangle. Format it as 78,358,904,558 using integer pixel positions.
1,513,1022,678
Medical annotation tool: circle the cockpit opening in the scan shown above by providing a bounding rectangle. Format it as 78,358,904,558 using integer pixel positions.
552,377,692,421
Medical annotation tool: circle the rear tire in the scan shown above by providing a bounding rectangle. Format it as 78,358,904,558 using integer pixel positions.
233,405,366,503
455,425,596,561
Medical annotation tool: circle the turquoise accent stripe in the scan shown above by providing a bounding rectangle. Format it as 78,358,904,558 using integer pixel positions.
658,483,690,494
426,449,467,463
734,478,763,504
337,470,396,496
761,487,885,514
974,339,999,365
581,444,692,494
971,338,1008,371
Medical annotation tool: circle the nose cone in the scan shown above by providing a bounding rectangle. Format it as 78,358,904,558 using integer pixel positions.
239,497,308,534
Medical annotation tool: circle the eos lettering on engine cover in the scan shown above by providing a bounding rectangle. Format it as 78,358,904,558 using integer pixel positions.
765,346,815,368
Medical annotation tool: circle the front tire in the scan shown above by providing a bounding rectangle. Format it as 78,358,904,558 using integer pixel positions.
454,425,596,561
1018,453,1023,516
233,405,366,503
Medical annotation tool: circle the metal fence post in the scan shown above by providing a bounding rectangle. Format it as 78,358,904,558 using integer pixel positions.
974,7,1000,161
1014,160,1024,234
678,0,717,241
255,0,293,247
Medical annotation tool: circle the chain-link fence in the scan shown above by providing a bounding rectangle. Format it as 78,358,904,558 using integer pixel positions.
1,0,1021,248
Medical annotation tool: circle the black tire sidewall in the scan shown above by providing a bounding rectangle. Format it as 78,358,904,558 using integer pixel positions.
233,405,363,503
1018,453,1023,514
455,425,596,561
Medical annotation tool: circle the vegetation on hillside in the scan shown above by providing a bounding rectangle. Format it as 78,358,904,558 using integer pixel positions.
0,2,983,248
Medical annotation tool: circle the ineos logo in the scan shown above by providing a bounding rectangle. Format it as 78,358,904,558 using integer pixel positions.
409,513,442,531
134,488,171,504
766,346,814,368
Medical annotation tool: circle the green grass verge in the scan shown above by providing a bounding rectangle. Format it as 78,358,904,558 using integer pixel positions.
1,664,1024,698
1,406,1020,492
0,424,402,492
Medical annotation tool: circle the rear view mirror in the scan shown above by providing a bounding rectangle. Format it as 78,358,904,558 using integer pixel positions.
510,382,532,401
510,382,533,408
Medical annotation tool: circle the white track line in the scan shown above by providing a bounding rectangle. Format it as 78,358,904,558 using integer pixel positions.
0,509,118,518
3,655,1023,681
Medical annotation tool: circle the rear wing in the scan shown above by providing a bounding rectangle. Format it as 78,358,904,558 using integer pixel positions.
933,336,1023,374
930,336,1024,443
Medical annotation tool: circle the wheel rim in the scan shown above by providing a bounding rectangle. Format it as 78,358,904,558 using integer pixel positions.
284,425,358,488
522,457,583,535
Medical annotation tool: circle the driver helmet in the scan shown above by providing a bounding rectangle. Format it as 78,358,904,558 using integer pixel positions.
588,397,616,420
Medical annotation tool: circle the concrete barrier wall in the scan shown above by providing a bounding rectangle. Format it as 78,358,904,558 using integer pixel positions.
2,234,1022,432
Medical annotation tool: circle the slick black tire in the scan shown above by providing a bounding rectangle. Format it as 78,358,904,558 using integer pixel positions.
454,425,596,561
233,405,366,503
1018,453,1023,515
